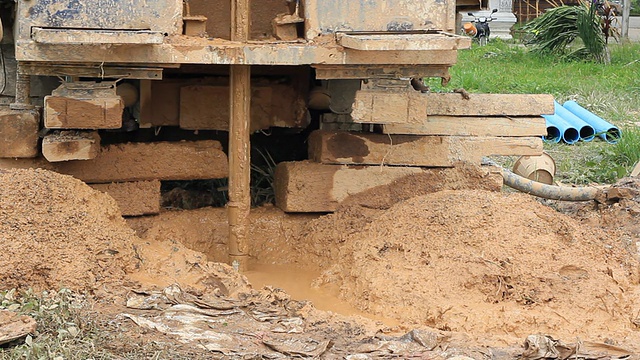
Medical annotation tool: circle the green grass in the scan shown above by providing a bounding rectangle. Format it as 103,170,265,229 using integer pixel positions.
427,40,640,184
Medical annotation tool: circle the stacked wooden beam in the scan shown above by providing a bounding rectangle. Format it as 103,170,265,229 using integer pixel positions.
275,90,553,213
0,81,233,217
138,78,309,131
0,141,228,216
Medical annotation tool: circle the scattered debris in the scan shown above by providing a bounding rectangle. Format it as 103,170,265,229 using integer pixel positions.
522,334,633,360
0,310,36,345
123,284,333,357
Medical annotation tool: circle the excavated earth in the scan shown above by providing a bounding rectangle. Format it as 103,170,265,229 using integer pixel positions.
2,168,640,357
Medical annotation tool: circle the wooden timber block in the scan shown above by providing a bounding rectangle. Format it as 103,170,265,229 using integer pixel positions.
382,116,547,137
142,77,309,130
179,84,309,131
138,80,153,128
180,85,273,131
0,140,228,183
274,161,503,213
90,180,161,216
139,79,181,127
352,91,555,123
308,130,543,167
0,107,40,158
42,131,101,162
44,96,123,129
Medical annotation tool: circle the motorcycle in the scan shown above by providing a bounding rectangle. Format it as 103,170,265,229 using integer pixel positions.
462,9,498,46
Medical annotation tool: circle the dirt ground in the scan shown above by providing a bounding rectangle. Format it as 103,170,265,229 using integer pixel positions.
2,167,640,358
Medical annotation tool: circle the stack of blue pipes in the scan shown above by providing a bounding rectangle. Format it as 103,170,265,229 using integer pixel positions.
543,100,621,144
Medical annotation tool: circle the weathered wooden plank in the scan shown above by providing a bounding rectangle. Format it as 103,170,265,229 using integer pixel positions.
42,131,101,162
0,141,228,183
140,79,181,127
138,79,153,128
90,180,161,216
382,116,547,136
0,107,39,158
274,161,503,212
305,1,455,36
352,91,554,123
180,85,272,131
308,130,543,167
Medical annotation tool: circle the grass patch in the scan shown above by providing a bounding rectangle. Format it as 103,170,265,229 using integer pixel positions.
0,289,210,359
0,288,106,360
549,126,640,184
428,40,640,184
250,148,277,207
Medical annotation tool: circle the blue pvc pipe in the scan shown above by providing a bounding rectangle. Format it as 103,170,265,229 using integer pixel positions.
543,114,579,144
554,101,595,142
563,100,621,144
543,116,561,143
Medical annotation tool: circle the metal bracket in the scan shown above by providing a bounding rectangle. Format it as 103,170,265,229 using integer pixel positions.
31,28,164,45
314,65,450,85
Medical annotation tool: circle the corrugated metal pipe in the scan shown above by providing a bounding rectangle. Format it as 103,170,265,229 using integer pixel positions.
484,159,602,201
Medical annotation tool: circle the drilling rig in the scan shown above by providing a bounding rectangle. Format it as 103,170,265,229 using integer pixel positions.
0,0,551,269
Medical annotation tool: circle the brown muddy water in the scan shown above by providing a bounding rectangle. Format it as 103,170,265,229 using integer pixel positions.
244,263,399,326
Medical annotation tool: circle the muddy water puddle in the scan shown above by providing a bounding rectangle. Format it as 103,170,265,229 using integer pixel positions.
245,263,399,326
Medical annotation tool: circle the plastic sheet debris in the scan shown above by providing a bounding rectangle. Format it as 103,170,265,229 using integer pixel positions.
349,329,452,358
522,335,633,360
263,338,332,357
122,284,332,358
122,284,518,359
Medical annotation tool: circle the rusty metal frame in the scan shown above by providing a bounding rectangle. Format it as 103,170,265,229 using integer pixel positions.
15,38,466,66
19,63,164,80
228,0,252,272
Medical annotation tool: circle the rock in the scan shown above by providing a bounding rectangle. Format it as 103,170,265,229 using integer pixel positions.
0,310,36,345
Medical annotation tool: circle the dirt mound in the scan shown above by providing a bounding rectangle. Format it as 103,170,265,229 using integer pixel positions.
311,190,640,347
339,162,503,210
0,168,250,297
548,177,640,258
0,169,138,292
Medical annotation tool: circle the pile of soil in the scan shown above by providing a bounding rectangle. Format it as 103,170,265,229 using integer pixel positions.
4,167,640,352
308,190,640,347
0,169,138,292
126,174,640,349
0,169,249,297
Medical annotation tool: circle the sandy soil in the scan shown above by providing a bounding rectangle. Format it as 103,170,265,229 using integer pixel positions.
311,190,640,347
0,169,249,298
2,168,640,356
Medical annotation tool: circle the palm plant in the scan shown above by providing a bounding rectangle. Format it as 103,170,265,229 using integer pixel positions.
523,0,612,63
